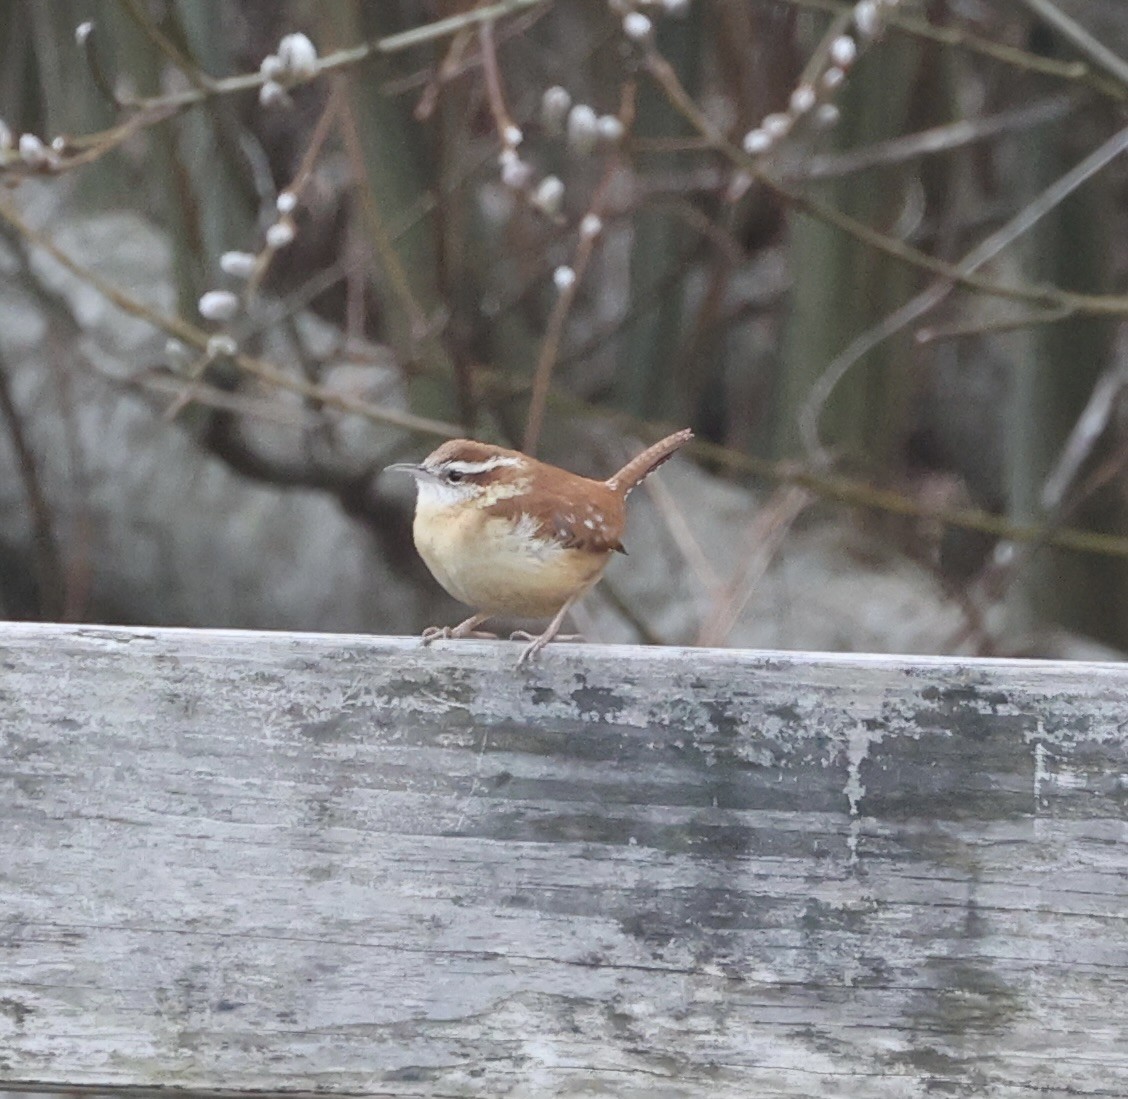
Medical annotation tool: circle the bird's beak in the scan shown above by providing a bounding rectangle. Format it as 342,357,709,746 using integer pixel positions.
384,462,439,483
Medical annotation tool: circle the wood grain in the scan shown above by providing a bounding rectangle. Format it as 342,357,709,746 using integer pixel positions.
1,623,1127,1097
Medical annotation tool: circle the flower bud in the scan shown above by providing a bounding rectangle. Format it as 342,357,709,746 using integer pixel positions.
579,213,603,239
830,35,857,67
541,86,571,135
219,251,257,279
206,334,238,358
790,85,816,115
198,289,240,322
596,114,625,145
265,220,295,248
18,134,50,167
532,175,565,216
623,12,652,40
277,32,318,80
553,265,576,291
566,104,599,156
742,128,771,155
259,80,288,108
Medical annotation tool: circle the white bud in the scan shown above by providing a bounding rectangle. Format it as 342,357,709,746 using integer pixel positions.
277,32,318,80
219,251,257,278
75,21,94,46
822,66,845,90
276,190,297,214
541,86,572,135
198,289,240,322
265,220,295,248
566,103,599,156
164,338,191,368
623,12,652,39
742,128,771,155
596,114,625,144
789,85,816,115
553,265,576,292
726,170,753,203
18,133,49,167
579,213,603,239
503,123,523,148
532,175,565,216
830,35,858,67
500,156,532,189
206,334,238,358
854,0,881,39
259,80,288,108
260,54,284,80
51,136,67,153
663,0,690,13
815,103,840,127
762,112,791,139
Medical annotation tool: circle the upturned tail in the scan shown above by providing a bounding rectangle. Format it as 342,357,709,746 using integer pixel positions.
605,428,693,497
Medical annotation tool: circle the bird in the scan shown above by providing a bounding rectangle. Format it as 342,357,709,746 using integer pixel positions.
386,428,693,665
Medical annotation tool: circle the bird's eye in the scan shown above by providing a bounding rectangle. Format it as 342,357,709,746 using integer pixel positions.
446,469,464,483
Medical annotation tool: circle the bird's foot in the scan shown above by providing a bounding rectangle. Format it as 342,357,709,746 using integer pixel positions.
421,614,497,646
509,630,584,643
513,631,585,667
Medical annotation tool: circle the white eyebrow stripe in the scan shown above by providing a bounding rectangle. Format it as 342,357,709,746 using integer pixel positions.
440,456,522,475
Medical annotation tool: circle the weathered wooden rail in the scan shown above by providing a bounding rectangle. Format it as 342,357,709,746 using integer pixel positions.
1,622,1127,1097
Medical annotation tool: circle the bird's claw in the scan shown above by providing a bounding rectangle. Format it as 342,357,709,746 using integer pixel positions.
511,630,585,667
421,625,498,646
508,630,584,643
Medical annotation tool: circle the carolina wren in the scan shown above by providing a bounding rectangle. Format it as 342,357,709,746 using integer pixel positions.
387,428,693,665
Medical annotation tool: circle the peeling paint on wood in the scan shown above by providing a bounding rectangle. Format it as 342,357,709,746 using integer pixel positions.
1,623,1127,1097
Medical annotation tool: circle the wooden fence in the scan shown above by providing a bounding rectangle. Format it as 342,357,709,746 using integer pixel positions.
2,622,1126,1097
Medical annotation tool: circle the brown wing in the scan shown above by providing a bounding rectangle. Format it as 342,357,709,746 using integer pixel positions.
485,475,626,555
547,507,626,555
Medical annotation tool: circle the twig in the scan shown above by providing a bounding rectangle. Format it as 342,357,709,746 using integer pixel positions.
478,19,520,148
697,486,812,647
7,1,551,178
1016,0,1128,90
76,20,122,108
520,199,604,455
335,83,449,377
915,304,1074,343
640,469,721,632
244,84,344,302
798,121,1128,460
117,0,217,95
978,370,1128,611
770,0,1125,100
0,350,67,619
522,85,635,455
1040,365,1127,513
797,96,1076,180
0,197,460,440
643,48,1128,318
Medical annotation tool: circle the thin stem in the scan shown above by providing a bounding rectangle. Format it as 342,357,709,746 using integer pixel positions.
522,84,635,454
798,121,1128,459
0,351,67,619
1016,0,1128,90
478,19,519,147
0,197,461,440
769,0,1125,100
